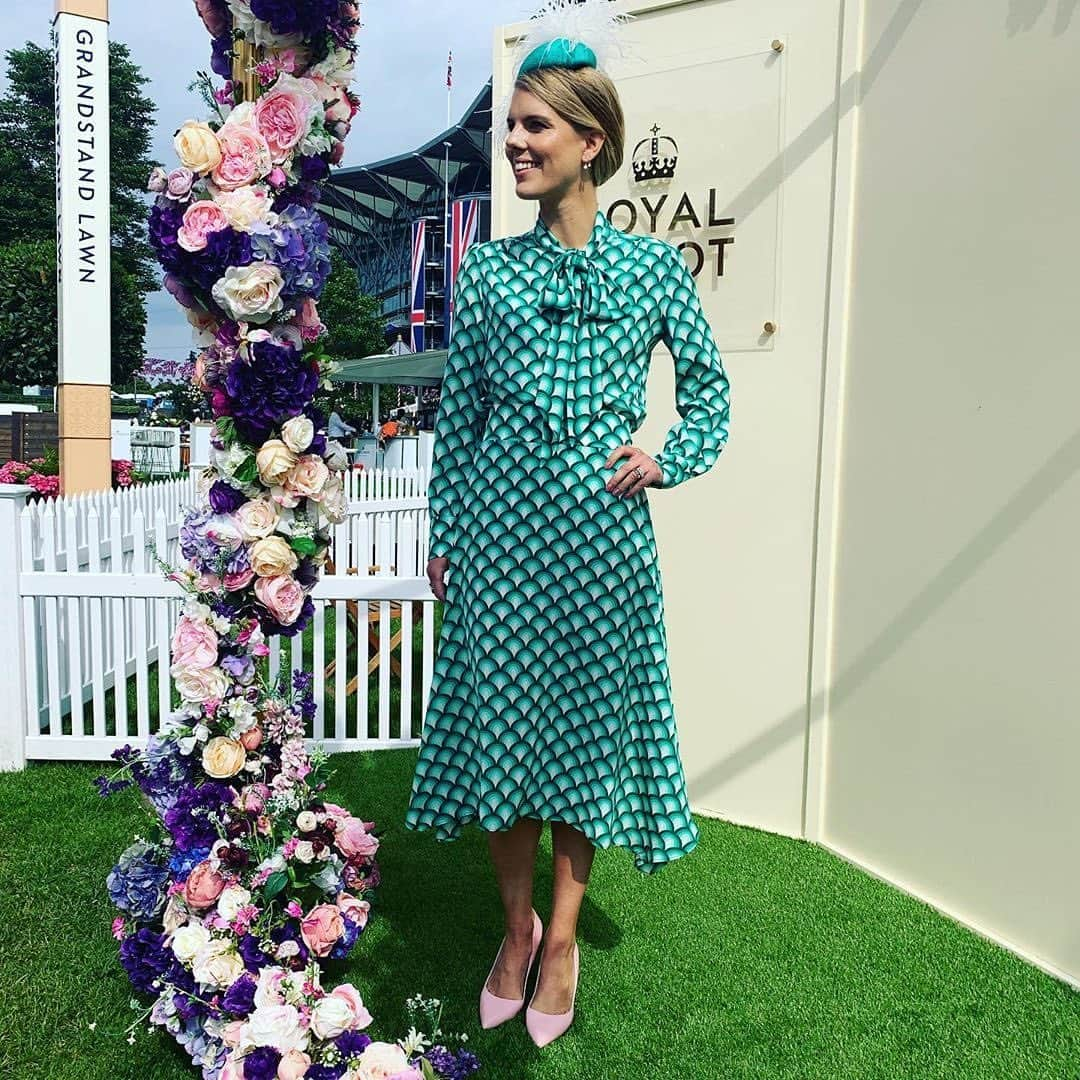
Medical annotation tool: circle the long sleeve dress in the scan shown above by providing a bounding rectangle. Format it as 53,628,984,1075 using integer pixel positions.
403,208,731,874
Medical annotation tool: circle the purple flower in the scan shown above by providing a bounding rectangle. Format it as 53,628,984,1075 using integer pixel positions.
168,845,211,883
208,480,247,514
239,933,273,973
222,973,257,1017
221,651,254,682
242,1047,282,1080
119,928,171,994
248,204,331,304
210,32,232,79
164,781,235,853
224,339,319,445
336,1031,373,1060
107,841,169,922
297,154,330,182
305,1066,347,1080
249,0,338,38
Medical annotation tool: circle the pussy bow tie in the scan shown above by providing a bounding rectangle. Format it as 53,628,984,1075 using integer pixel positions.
539,247,619,322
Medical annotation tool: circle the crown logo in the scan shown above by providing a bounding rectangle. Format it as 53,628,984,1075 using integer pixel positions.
632,124,678,182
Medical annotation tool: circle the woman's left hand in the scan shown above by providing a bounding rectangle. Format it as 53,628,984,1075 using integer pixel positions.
603,445,662,496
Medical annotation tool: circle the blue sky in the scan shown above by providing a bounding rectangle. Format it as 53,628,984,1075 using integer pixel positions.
2,0,531,360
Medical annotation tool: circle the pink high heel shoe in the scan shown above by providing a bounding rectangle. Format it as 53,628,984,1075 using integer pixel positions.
478,908,543,1029
525,940,579,1048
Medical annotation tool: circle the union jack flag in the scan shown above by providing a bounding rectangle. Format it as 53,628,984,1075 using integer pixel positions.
447,49,453,89
410,218,426,353
444,197,480,338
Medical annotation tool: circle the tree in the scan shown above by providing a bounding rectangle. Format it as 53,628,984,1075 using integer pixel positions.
0,38,161,384
318,249,387,362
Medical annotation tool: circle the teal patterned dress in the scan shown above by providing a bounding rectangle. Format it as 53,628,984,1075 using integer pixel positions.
403,208,731,873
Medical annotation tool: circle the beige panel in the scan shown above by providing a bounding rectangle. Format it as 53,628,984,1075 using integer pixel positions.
54,0,108,20
57,383,112,439
821,2,1080,985
60,437,112,494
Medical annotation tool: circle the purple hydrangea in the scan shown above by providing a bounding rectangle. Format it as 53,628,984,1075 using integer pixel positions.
106,841,169,922
425,1045,482,1080
119,928,172,994
163,781,236,853
249,0,338,38
248,204,331,303
224,338,320,445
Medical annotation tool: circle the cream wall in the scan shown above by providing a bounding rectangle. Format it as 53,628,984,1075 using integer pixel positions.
817,2,1080,986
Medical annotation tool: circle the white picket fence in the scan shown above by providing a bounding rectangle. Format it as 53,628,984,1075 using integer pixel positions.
0,467,438,768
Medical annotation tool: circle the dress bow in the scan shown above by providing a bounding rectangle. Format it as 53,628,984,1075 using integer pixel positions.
539,248,619,322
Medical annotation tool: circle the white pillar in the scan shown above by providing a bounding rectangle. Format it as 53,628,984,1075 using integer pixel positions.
54,0,112,494
0,486,33,770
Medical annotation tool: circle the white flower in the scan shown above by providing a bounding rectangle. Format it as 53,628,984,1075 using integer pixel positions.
214,184,276,230
171,922,211,964
276,939,301,960
399,1026,430,1056
193,939,245,988
323,440,350,472
310,994,355,1040
293,840,315,864
349,1041,411,1080
216,885,252,922
296,810,318,833
193,722,210,743
211,264,285,324
281,415,314,454
245,1003,309,1055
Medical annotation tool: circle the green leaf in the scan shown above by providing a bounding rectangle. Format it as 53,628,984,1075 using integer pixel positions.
263,871,288,901
233,455,258,484
291,536,318,556
420,1058,438,1080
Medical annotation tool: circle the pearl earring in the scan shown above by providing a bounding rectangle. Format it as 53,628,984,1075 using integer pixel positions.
583,160,592,170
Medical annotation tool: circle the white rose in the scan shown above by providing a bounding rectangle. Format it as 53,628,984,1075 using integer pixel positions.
293,840,315,864
296,810,318,832
323,439,349,471
193,940,246,988
253,965,286,1009
256,439,298,487
246,1003,309,1054
217,885,252,922
320,472,347,524
211,264,285,324
171,922,211,964
172,665,231,704
214,184,275,230
281,415,314,454
310,994,355,1040
350,1041,411,1080
235,497,280,541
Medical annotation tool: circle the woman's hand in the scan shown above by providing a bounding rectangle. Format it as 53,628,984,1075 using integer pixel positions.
427,556,449,601
603,445,662,497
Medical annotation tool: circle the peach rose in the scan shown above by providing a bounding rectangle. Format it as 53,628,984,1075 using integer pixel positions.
240,726,264,751
249,535,299,578
171,614,219,669
202,736,248,779
235,497,279,541
211,105,273,190
174,120,222,174
184,861,226,910
254,574,306,626
277,1049,312,1080
350,1042,411,1080
300,903,344,957
256,440,298,486
177,200,230,252
214,184,275,230
336,817,380,860
285,454,329,500
320,473,347,524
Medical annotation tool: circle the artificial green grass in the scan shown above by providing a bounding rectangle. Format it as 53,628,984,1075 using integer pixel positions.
0,754,1076,1079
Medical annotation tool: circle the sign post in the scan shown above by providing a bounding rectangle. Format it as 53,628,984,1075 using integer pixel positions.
53,0,112,493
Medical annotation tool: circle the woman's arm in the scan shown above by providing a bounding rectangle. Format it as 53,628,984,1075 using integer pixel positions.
652,243,731,489
426,243,488,558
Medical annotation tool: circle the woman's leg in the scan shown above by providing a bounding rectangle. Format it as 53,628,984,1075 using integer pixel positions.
529,820,595,1013
484,817,543,998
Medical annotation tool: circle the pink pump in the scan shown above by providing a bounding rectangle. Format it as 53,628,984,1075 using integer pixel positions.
525,940,580,1048
478,908,543,1029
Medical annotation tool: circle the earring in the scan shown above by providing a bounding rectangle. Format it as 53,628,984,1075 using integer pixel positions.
583,160,592,170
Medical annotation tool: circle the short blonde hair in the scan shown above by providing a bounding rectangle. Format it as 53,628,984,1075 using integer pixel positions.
506,65,625,188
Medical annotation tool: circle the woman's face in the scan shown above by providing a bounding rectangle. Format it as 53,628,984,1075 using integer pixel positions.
504,87,603,201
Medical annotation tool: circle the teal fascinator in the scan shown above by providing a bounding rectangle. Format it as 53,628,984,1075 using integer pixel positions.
518,37,598,75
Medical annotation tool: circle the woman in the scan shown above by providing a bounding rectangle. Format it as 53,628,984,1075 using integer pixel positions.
403,13,731,1049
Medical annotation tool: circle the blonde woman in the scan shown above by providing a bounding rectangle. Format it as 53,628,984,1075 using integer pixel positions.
405,2,731,1049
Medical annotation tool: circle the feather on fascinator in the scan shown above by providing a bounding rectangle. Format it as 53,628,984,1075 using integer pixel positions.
491,0,639,153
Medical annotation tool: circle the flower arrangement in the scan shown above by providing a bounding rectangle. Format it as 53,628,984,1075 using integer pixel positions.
96,3,482,1077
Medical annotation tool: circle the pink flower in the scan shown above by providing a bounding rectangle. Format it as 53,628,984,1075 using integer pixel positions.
300,904,345,957
183,861,226,910
111,916,126,940
329,982,372,1029
387,1070,423,1080
293,298,325,342
336,892,371,931
171,614,219,669
277,1049,312,1079
224,566,256,591
254,574,306,626
336,817,379,860
237,783,270,813
254,77,318,163
194,0,229,36
177,200,230,253
268,166,287,188
166,167,195,200
212,113,273,191
285,900,304,918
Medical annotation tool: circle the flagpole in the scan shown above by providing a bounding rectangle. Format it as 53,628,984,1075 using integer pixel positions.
443,49,452,352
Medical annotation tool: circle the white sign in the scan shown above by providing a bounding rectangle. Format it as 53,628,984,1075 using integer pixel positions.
54,11,111,384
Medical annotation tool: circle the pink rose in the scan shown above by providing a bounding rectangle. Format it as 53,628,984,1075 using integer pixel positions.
329,982,373,1029
336,817,380,860
254,574,306,626
221,1020,247,1048
166,167,195,199
300,904,345,957
177,200,230,253
219,1060,244,1080
268,166,287,188
184,862,226,910
240,726,263,751
387,1070,423,1080
336,892,371,931
212,116,272,191
237,783,270,813
277,1049,312,1079
254,78,317,163
224,566,255,591
284,454,329,500
171,614,219,669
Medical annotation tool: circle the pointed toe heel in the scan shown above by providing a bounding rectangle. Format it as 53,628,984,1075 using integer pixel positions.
478,908,543,1029
525,941,579,1048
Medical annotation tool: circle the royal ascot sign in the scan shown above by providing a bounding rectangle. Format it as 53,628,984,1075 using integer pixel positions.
54,2,111,385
